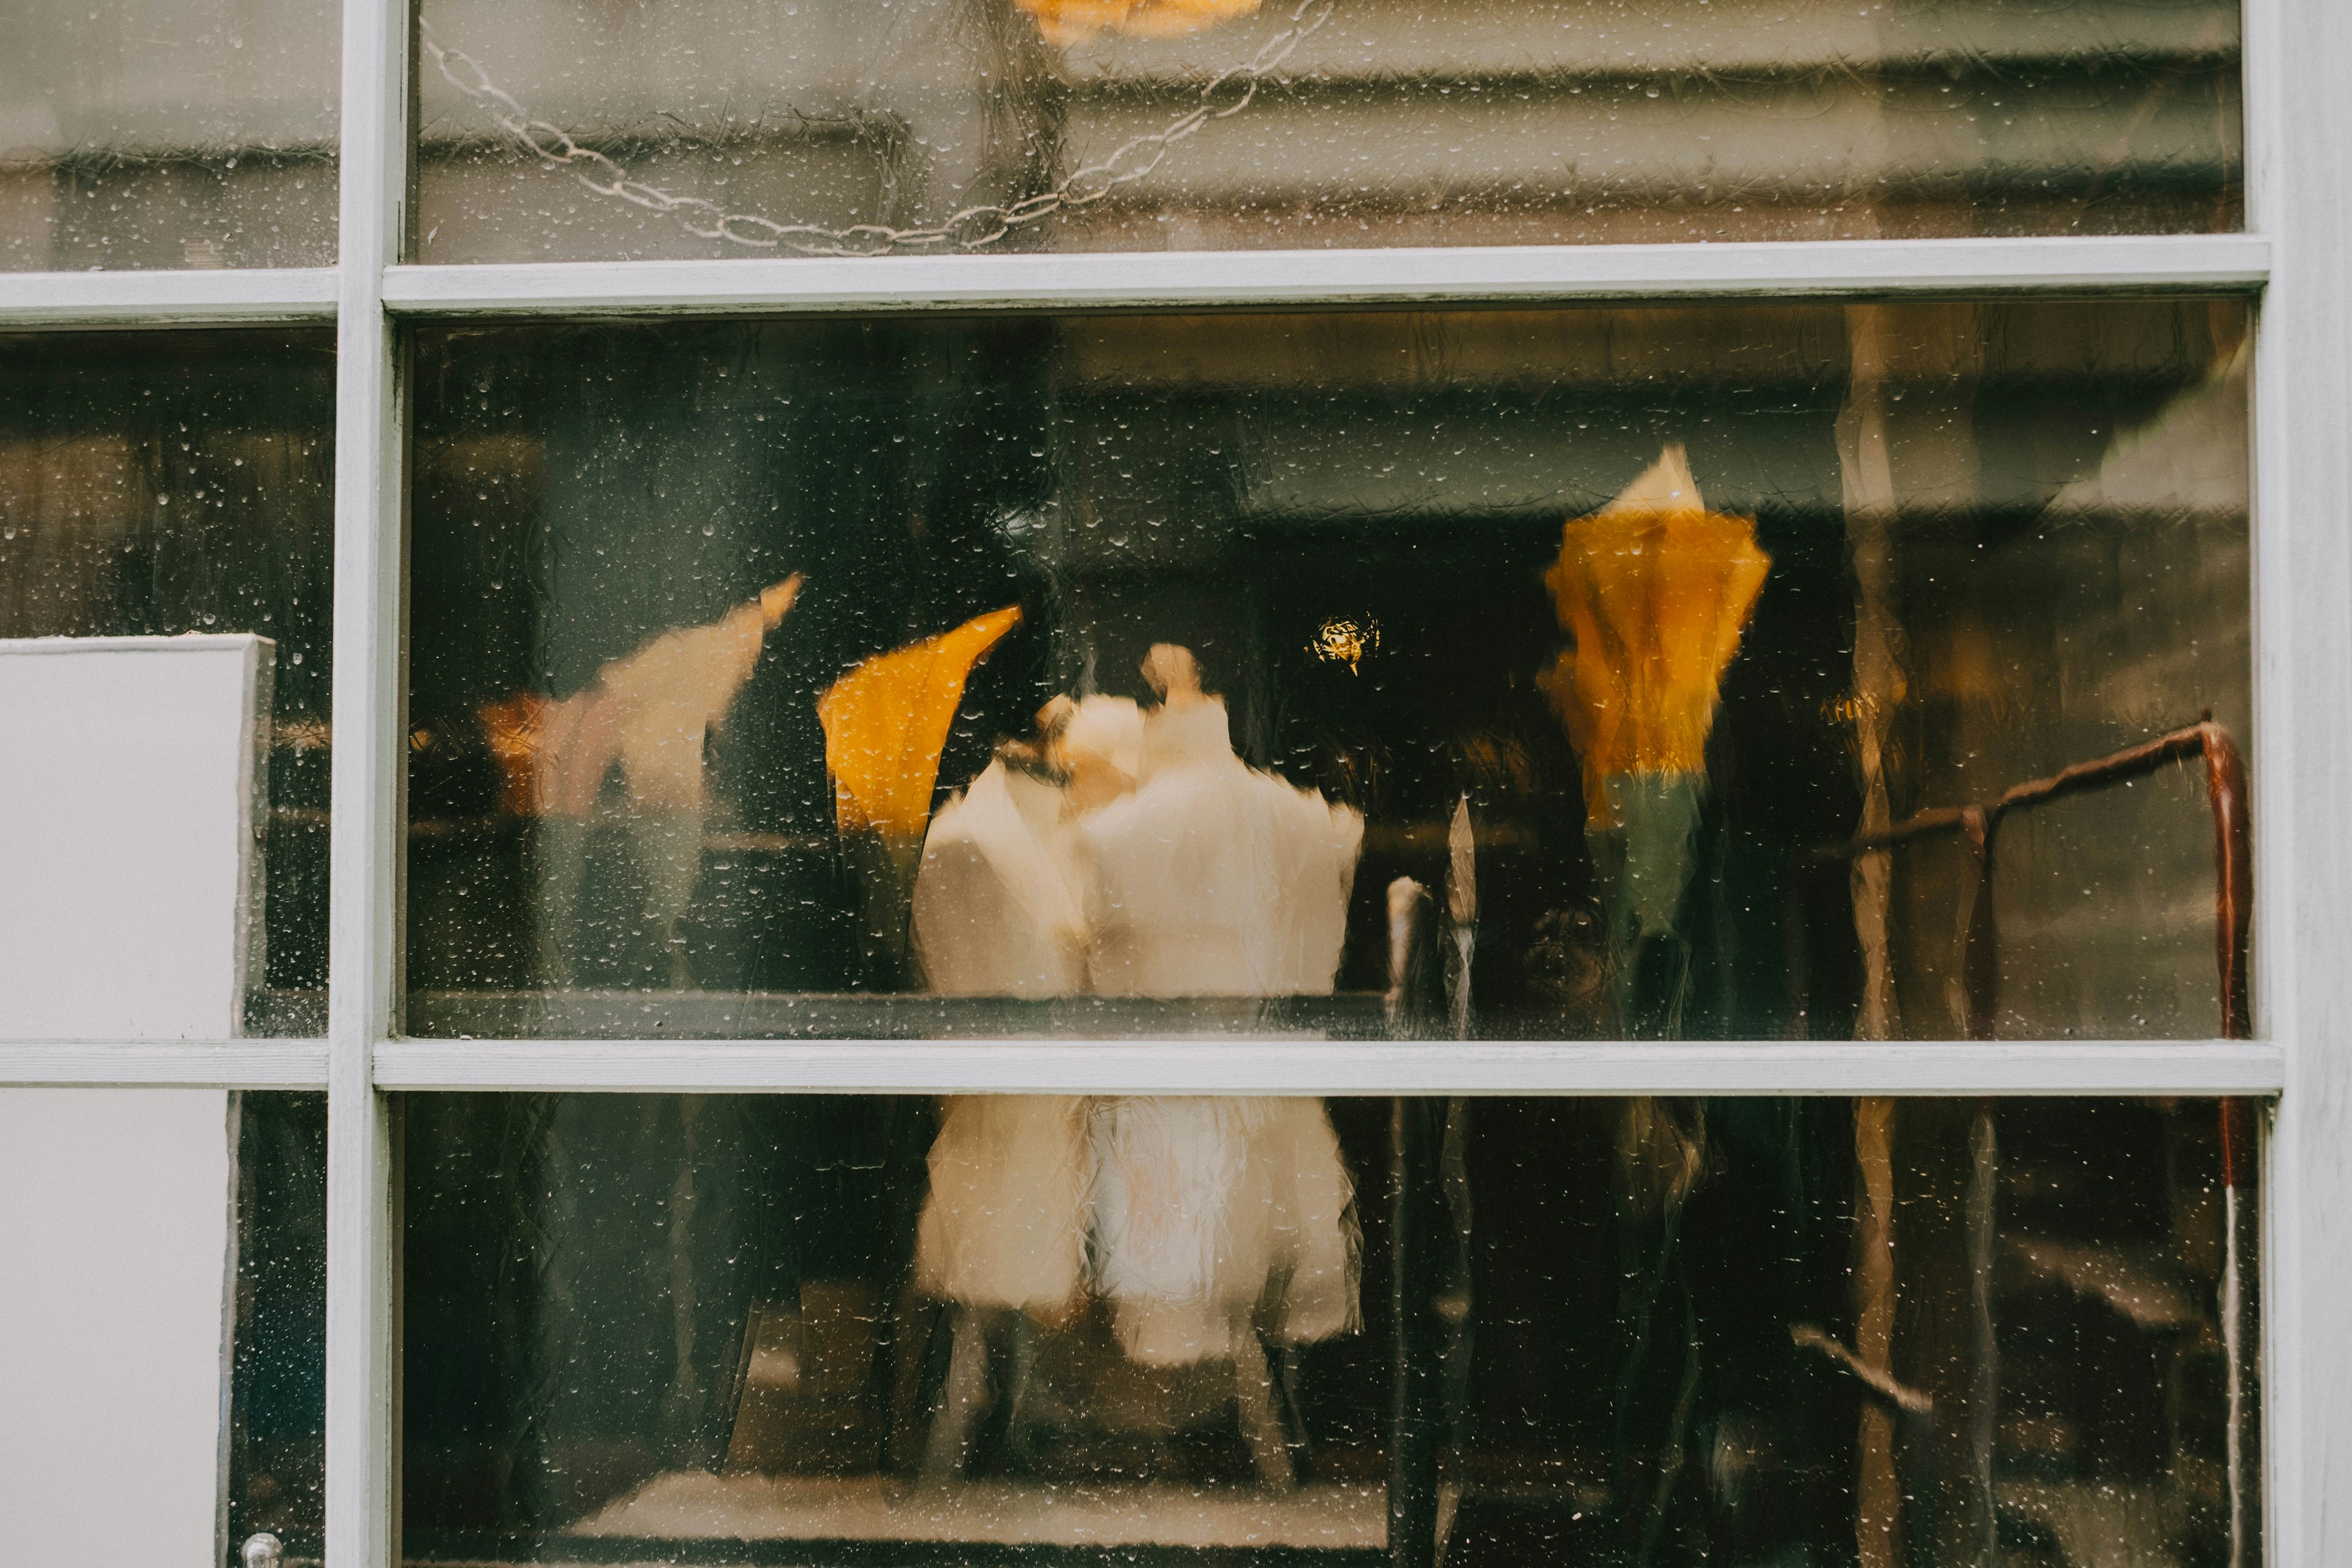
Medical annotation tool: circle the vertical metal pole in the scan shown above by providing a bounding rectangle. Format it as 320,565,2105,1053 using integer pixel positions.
1389,1097,1438,1568
326,0,408,1559
1967,1102,1998,1568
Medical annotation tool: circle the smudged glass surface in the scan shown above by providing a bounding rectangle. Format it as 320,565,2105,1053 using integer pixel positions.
412,0,2241,263
1,0,339,270
401,1092,2261,1568
405,300,2250,1042
0,331,334,1030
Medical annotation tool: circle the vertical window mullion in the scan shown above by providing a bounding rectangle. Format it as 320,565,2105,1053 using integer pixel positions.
2247,0,2352,1563
326,0,407,1562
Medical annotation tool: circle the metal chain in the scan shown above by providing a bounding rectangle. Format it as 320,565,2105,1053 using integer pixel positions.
420,0,1336,257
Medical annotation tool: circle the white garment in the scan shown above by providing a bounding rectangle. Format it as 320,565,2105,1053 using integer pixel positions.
1079,697,1364,998
911,760,1087,998
1074,695,1365,1362
916,1095,1089,1316
1087,1096,1360,1363
909,692,1365,1364
910,761,1093,1315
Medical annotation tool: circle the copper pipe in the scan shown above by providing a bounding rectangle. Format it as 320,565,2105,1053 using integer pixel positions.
1806,718,2252,1042
1790,718,2257,1567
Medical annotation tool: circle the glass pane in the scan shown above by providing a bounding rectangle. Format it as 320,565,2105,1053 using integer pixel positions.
405,299,2251,1042
413,0,2241,264
228,1091,329,1564
401,1093,2261,1567
1,331,334,1033
1,0,339,270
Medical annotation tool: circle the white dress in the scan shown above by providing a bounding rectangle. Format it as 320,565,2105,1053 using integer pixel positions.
1079,698,1362,998
1077,696,1365,1364
909,761,1092,1315
911,760,1088,1000
908,689,1364,1365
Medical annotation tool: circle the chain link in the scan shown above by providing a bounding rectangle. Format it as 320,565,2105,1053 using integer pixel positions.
419,0,1335,258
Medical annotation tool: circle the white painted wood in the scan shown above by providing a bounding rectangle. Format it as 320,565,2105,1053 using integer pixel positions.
325,0,407,1563
0,1089,234,1568
0,636,271,1041
379,233,2270,317
371,1038,2285,1098
0,1042,331,1087
2241,0,2295,1558
2248,0,2352,1562
0,267,340,327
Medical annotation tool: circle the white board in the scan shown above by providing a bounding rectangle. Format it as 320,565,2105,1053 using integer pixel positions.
0,634,272,1039
0,1089,236,1567
0,635,273,1564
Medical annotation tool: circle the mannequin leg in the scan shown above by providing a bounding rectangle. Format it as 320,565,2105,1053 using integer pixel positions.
1003,1310,1042,1468
627,809,703,989
1234,1314,1295,1490
924,1305,992,1479
532,813,590,987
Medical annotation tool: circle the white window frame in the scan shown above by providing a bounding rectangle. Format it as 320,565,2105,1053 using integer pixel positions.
2,0,2346,1561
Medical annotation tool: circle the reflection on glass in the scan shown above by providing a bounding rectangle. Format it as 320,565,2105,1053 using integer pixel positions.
0,331,334,1031
413,0,2241,264
406,301,2251,1042
0,0,339,270
402,1093,2261,1566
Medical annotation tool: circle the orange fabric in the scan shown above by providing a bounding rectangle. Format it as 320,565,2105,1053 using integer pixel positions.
1016,0,1259,46
818,606,1024,844
480,692,549,817
1539,447,1770,826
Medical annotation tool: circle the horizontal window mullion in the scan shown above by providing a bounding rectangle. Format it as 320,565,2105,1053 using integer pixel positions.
0,237,2265,328
0,268,341,328
370,1038,2284,1097
379,235,2271,318
0,1041,332,1088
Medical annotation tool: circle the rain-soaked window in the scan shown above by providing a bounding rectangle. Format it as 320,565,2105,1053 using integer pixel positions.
0,0,341,271
400,1091,2260,1567
412,0,2243,263
404,298,2252,1044
0,330,334,1032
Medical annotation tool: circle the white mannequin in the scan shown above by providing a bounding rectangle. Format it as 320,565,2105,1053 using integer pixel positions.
905,651,1363,1487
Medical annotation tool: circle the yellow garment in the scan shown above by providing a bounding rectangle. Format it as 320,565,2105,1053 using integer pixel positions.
1017,0,1259,46
816,606,1023,846
1539,445,1770,826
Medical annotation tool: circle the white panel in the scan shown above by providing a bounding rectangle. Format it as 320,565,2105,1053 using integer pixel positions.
0,636,270,1041
0,1088,232,1568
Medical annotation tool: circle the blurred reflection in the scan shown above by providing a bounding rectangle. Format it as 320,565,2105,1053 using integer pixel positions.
495,576,802,987
1,0,339,270
414,0,2241,263
403,1094,2258,1566
405,301,2252,1041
